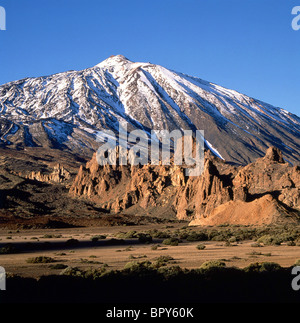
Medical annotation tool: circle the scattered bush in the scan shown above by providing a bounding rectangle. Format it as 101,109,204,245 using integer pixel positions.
153,255,176,268
129,254,147,260
162,238,180,246
244,262,282,273
231,256,241,260
123,261,153,272
80,258,102,264
60,265,108,278
186,232,208,242
158,266,186,277
137,233,152,244
0,244,17,254
91,235,106,242
49,264,68,270
257,235,278,245
287,241,296,246
196,244,206,250
26,256,55,264
248,251,263,256
148,230,170,239
115,231,138,239
200,260,226,270
250,242,262,248
65,239,79,246
42,234,62,239
228,237,237,243
60,266,83,276
108,238,125,245
294,259,300,266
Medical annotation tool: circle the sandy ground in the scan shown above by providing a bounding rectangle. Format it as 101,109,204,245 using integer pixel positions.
1,224,300,278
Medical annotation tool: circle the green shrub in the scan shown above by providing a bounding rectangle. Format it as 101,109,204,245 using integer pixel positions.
60,266,84,276
248,251,262,256
257,235,275,245
49,264,68,270
250,242,262,248
196,244,206,250
231,256,241,260
256,232,296,246
153,255,175,268
60,266,108,278
244,262,282,273
0,244,17,254
123,260,153,272
108,238,125,245
115,231,138,239
200,260,226,270
228,236,237,243
80,258,102,264
148,230,170,239
210,234,229,241
42,234,62,239
186,232,208,242
129,254,147,260
91,235,106,242
287,241,296,246
162,238,180,246
137,233,152,244
26,256,55,264
158,266,185,277
65,238,79,246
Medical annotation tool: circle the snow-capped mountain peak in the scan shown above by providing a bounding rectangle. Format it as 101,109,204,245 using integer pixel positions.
0,55,299,164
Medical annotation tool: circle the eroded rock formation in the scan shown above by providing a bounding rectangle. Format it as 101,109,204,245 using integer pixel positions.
69,147,300,225
25,164,71,184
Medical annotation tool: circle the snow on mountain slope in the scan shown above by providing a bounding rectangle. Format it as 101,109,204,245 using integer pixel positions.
0,54,299,164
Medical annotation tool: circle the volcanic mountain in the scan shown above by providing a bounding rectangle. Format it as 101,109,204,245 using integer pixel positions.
0,54,299,165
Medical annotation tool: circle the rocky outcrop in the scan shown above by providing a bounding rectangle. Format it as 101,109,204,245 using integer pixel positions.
25,164,71,184
69,152,187,217
69,147,300,225
190,147,300,225
189,194,293,226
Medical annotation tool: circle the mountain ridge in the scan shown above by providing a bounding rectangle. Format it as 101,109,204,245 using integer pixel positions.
0,54,299,165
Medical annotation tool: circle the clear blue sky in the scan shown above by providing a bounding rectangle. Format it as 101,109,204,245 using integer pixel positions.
0,0,299,116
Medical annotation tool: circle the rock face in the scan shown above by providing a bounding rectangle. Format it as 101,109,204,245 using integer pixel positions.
25,164,71,184
70,146,300,225
70,152,186,218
